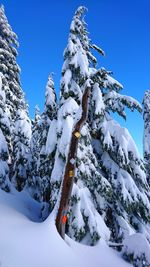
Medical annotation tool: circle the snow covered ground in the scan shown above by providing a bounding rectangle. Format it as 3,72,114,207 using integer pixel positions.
0,189,132,267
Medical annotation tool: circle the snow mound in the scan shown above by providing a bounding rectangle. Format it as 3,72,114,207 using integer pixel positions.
0,189,132,267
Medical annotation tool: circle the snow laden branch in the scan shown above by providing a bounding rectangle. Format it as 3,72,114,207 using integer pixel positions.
56,79,91,239
104,91,142,120
90,68,123,92
90,68,142,119
90,44,105,56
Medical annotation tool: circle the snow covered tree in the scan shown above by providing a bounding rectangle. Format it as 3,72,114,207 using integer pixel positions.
26,75,57,203
0,5,25,120
53,7,111,245
44,74,57,120
143,90,150,184
37,74,57,202
0,6,15,156
0,5,32,191
90,68,150,244
11,107,31,191
25,105,41,200
54,6,150,249
31,105,41,166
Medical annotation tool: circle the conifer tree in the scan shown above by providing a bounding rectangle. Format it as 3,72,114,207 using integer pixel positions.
31,105,41,167
52,7,111,244
0,5,25,122
90,69,150,243
0,5,16,156
0,6,30,190
12,107,31,191
54,6,150,247
25,106,41,200
26,75,57,202
37,74,57,202
0,5,31,191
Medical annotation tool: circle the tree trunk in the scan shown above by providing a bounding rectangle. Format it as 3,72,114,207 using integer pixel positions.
56,84,91,239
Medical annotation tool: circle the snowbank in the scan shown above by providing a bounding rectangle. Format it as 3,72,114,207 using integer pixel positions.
0,189,131,267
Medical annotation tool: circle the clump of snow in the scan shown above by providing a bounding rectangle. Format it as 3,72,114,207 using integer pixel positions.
104,73,123,91
101,118,140,160
58,98,78,120
92,82,105,115
59,115,74,158
14,109,32,141
61,69,72,93
117,216,135,238
80,187,110,241
46,119,57,154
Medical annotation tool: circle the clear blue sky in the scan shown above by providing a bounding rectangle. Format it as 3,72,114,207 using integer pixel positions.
1,0,150,156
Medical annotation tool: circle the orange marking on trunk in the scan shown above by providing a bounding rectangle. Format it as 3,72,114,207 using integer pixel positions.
62,215,67,224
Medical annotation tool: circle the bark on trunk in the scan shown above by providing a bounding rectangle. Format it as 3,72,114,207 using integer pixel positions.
56,84,90,239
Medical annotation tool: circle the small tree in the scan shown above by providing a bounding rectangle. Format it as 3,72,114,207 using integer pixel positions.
26,75,57,203
37,74,57,202
12,107,31,191
25,105,41,200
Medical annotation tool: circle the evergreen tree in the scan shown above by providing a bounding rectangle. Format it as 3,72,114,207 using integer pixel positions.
25,105,41,200
37,74,57,202
143,90,150,184
90,69,150,244
26,75,57,203
0,5,31,191
0,5,15,156
52,7,111,245
11,107,31,191
53,6,150,248
0,5,25,119
31,105,41,165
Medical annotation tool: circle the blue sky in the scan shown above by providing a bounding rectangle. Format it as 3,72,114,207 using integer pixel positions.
1,0,150,155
